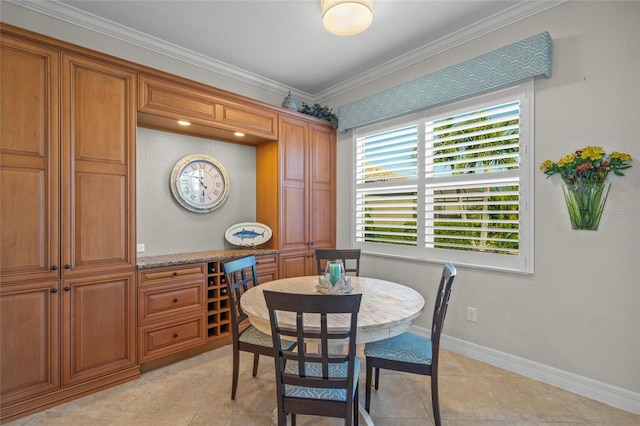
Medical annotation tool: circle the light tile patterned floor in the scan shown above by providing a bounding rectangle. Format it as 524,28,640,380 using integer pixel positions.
5,345,639,425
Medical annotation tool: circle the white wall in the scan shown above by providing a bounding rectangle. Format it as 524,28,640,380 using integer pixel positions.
136,128,256,256
4,0,638,408
327,1,640,399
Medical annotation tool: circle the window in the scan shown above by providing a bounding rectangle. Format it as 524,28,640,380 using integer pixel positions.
353,81,533,273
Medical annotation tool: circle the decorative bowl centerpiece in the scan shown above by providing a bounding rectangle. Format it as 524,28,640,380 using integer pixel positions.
315,260,353,294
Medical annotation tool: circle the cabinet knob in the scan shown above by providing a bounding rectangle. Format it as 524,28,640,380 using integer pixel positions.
51,265,58,271
64,264,71,269
173,333,178,339
173,298,178,303
173,272,178,277
64,286,71,292
51,288,58,293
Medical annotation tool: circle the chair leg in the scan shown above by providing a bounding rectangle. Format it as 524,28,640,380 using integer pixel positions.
231,346,239,400
431,373,441,426
374,367,380,390
252,353,260,377
353,383,359,426
365,363,372,412
291,413,296,426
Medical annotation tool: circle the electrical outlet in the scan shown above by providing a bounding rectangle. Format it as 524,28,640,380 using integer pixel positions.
467,306,477,323
137,244,145,253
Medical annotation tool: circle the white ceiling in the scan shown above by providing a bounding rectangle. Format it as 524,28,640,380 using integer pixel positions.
10,0,562,101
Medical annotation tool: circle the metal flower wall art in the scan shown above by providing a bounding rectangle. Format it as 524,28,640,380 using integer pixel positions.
540,146,633,230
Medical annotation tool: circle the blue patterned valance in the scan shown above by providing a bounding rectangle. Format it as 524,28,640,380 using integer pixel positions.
337,32,552,132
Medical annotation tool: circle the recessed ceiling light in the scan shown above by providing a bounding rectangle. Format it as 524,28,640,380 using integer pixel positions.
177,120,191,126
234,132,245,137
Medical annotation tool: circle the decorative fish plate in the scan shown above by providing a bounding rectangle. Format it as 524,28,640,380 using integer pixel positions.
225,222,272,247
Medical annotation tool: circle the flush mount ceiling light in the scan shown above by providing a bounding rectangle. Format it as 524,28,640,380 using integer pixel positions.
321,0,373,36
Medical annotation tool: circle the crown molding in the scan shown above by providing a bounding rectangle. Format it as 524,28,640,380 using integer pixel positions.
7,0,565,103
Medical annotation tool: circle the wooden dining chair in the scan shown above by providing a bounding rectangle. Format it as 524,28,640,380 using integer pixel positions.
363,262,457,426
315,248,361,276
221,255,294,400
264,290,363,426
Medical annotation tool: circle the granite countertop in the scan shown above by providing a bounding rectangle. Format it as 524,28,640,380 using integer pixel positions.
137,248,279,269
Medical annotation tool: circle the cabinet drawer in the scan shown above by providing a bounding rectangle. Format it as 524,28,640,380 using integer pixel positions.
256,254,277,268
138,263,205,286
138,315,206,362
138,280,206,324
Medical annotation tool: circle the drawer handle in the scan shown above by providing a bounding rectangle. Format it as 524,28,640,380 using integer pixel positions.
173,272,178,277
51,288,58,294
173,298,178,303
64,286,71,292
173,333,178,339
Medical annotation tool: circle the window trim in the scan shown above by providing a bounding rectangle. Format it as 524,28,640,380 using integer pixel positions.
351,80,534,274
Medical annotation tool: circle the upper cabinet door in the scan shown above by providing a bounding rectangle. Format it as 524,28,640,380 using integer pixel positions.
279,115,309,253
61,54,137,276
0,36,60,284
308,123,336,250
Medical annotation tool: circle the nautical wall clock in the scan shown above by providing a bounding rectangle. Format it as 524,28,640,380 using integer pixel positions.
170,154,230,213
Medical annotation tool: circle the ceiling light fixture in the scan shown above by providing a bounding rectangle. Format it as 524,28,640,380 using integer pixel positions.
321,0,373,36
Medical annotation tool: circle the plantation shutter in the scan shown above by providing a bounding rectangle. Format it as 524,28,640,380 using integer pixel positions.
355,124,419,247
352,81,533,273
424,100,521,255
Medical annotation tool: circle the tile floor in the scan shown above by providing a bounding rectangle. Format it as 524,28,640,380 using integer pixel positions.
4,345,639,425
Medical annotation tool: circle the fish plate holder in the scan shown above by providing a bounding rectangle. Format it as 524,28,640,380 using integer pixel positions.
205,261,231,340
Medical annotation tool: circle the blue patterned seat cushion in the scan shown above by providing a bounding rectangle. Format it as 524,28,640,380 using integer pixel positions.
364,332,432,365
239,325,295,349
283,358,360,401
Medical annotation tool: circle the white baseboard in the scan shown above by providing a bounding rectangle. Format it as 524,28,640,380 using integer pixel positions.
410,325,640,415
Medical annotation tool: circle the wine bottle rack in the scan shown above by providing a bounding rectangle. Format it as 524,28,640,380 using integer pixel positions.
205,261,231,340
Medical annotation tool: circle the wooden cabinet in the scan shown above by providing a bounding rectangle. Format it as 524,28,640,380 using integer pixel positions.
257,115,336,278
137,74,278,145
0,26,138,423
0,281,60,407
137,264,207,362
62,272,137,386
136,254,277,364
61,53,137,276
256,254,279,283
0,34,60,284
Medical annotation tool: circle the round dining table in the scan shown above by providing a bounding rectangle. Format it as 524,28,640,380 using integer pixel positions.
240,275,426,344
239,275,426,426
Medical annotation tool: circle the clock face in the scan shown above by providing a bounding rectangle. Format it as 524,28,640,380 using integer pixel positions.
170,154,230,213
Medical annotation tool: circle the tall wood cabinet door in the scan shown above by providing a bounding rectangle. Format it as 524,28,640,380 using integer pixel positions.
61,271,137,386
279,115,309,253
308,123,336,250
0,36,60,284
61,54,137,277
0,280,60,406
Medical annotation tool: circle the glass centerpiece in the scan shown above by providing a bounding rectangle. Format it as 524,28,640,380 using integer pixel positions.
316,260,353,294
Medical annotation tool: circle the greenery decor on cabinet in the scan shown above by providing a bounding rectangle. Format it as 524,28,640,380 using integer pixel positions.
299,103,338,129
540,146,633,230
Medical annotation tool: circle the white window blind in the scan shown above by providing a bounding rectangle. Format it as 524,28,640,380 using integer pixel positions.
353,82,533,273
355,123,418,248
